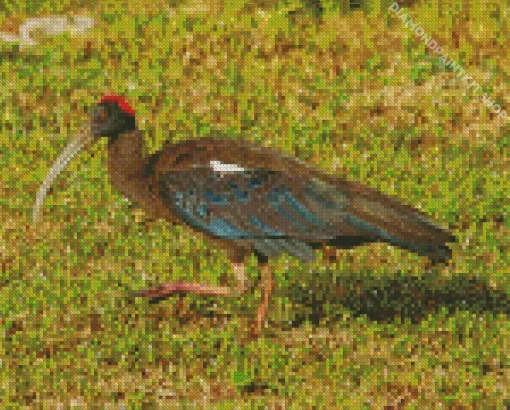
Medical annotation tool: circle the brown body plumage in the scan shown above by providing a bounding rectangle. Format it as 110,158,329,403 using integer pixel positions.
34,96,455,336
109,132,454,262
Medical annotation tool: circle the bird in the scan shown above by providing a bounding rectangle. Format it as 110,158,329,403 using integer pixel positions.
33,95,456,336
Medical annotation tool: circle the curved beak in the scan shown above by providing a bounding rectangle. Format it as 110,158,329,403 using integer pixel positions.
32,127,95,224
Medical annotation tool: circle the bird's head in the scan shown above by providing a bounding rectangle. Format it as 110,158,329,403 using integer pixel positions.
91,95,136,139
32,95,136,224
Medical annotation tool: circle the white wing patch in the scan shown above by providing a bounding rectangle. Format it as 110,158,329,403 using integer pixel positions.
209,160,246,173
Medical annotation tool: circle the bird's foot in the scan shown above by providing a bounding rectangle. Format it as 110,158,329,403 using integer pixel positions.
133,282,241,298
249,318,264,339
132,283,185,299
133,264,249,299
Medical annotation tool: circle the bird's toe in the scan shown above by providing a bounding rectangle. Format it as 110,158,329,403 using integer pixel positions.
132,284,182,299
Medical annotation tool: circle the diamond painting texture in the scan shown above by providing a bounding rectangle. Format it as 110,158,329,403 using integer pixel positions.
1,0,509,408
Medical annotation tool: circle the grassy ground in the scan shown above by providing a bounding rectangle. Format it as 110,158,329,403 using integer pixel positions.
1,0,509,407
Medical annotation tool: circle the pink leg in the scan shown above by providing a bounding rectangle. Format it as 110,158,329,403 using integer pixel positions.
251,264,274,337
133,263,248,298
135,262,274,337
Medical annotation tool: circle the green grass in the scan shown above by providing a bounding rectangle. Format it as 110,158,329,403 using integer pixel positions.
1,0,509,407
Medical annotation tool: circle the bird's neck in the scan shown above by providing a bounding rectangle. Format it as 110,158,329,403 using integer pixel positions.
108,129,144,163
106,129,173,221
107,129,148,202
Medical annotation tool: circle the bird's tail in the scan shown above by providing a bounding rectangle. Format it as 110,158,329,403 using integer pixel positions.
345,183,456,263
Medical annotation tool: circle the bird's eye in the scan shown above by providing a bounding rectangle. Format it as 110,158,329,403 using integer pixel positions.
99,108,108,121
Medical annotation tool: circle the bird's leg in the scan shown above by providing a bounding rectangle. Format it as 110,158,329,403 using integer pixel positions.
133,263,249,298
250,263,274,337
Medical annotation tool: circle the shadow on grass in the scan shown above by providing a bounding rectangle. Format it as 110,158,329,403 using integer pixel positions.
144,274,509,330
285,275,510,329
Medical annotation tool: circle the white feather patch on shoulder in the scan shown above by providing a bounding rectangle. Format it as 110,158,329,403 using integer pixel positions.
209,160,246,173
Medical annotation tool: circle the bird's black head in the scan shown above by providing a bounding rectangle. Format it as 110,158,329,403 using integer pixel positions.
91,95,136,139
32,95,137,224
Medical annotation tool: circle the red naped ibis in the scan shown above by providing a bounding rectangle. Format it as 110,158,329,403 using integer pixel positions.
33,95,455,335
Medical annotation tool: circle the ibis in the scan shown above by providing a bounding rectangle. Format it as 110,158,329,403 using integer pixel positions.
33,95,456,335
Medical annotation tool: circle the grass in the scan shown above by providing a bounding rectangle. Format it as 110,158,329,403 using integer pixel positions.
1,0,509,407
